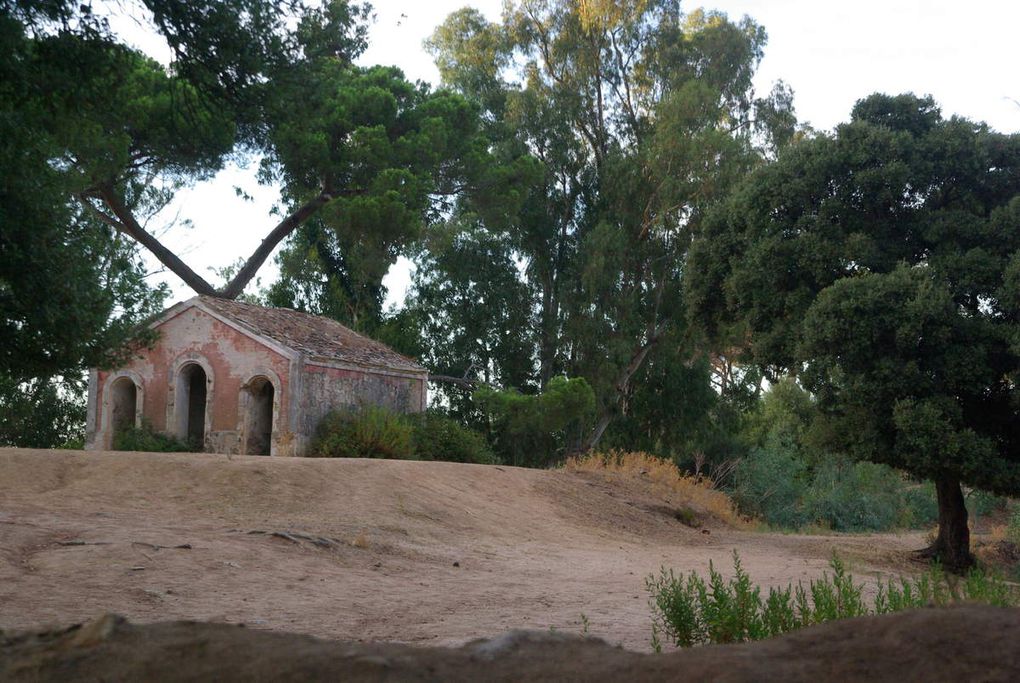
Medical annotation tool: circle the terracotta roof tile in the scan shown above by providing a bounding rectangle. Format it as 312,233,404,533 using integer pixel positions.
194,296,424,373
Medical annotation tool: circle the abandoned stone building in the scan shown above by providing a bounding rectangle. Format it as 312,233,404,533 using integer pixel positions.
85,296,427,456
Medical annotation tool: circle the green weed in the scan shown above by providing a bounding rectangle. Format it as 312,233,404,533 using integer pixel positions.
647,551,1019,648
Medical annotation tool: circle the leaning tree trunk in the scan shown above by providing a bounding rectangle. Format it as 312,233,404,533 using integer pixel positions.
918,474,974,572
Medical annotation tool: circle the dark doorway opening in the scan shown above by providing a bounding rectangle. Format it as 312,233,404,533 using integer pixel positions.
177,363,207,449
110,377,137,436
245,377,274,455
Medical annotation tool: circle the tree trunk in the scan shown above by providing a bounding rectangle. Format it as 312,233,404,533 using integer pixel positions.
579,332,660,452
917,474,974,572
219,191,333,299
538,277,557,390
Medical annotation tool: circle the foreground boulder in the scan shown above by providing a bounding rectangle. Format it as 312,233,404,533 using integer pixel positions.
3,606,1019,682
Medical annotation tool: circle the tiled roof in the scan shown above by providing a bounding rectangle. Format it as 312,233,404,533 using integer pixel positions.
194,296,424,373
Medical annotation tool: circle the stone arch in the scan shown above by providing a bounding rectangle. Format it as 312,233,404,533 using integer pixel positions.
102,370,144,448
169,354,214,451
239,369,281,456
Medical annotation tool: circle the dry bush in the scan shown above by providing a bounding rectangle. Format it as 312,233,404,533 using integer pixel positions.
564,451,748,528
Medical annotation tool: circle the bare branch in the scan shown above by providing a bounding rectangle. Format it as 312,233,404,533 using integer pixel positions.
219,190,334,299
95,184,219,296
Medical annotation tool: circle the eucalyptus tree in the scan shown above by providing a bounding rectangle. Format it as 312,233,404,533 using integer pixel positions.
425,0,795,448
687,93,1020,568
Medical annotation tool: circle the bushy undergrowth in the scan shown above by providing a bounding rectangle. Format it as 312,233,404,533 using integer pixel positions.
411,411,495,464
310,406,493,464
311,406,415,459
647,551,1019,649
734,447,935,532
475,376,595,468
732,379,940,532
731,444,1005,532
111,420,191,452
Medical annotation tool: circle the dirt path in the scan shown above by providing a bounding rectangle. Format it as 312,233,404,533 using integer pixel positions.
0,449,925,651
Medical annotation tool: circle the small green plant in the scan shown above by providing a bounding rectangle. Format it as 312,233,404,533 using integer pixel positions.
650,623,662,654
579,613,590,636
111,419,191,452
310,406,416,460
647,551,1019,648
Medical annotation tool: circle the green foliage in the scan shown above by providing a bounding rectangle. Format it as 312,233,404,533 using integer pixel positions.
734,444,939,533
733,379,925,532
732,444,810,529
0,375,86,448
420,1,797,451
411,411,495,465
687,93,1020,563
475,377,595,467
111,419,191,453
310,406,416,460
802,458,911,532
400,218,537,418
740,377,816,458
602,344,727,463
310,406,495,465
648,552,1019,648
0,20,168,384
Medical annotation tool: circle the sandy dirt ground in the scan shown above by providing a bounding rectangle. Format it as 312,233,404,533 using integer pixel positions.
0,448,928,652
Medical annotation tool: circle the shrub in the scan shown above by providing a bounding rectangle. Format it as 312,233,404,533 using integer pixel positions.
732,442,810,529
311,406,494,464
732,444,941,532
647,551,1019,649
411,411,495,464
803,458,905,532
112,419,191,452
901,481,939,528
474,376,595,468
310,406,415,460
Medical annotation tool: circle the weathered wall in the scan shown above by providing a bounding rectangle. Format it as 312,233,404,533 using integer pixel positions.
87,306,294,455
298,363,427,442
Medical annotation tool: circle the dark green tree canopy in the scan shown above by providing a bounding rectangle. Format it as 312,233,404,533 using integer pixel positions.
687,93,1020,566
3,0,533,309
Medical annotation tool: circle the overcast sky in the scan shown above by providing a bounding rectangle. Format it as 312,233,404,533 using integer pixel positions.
131,0,1020,306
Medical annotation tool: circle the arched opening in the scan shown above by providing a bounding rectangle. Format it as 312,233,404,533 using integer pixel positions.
110,377,137,436
176,363,207,449
244,377,274,455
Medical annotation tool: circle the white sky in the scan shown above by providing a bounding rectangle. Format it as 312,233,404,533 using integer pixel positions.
131,0,1020,306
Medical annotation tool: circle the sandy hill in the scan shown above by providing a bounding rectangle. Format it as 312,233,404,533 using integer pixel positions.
0,448,922,651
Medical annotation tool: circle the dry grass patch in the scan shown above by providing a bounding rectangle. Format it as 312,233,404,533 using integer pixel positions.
564,451,749,528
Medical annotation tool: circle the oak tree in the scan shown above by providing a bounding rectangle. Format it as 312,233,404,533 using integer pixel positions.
687,93,1020,568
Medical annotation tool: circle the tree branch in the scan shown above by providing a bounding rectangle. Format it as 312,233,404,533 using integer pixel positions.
427,374,482,391
219,190,334,299
94,185,219,296
90,183,339,300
